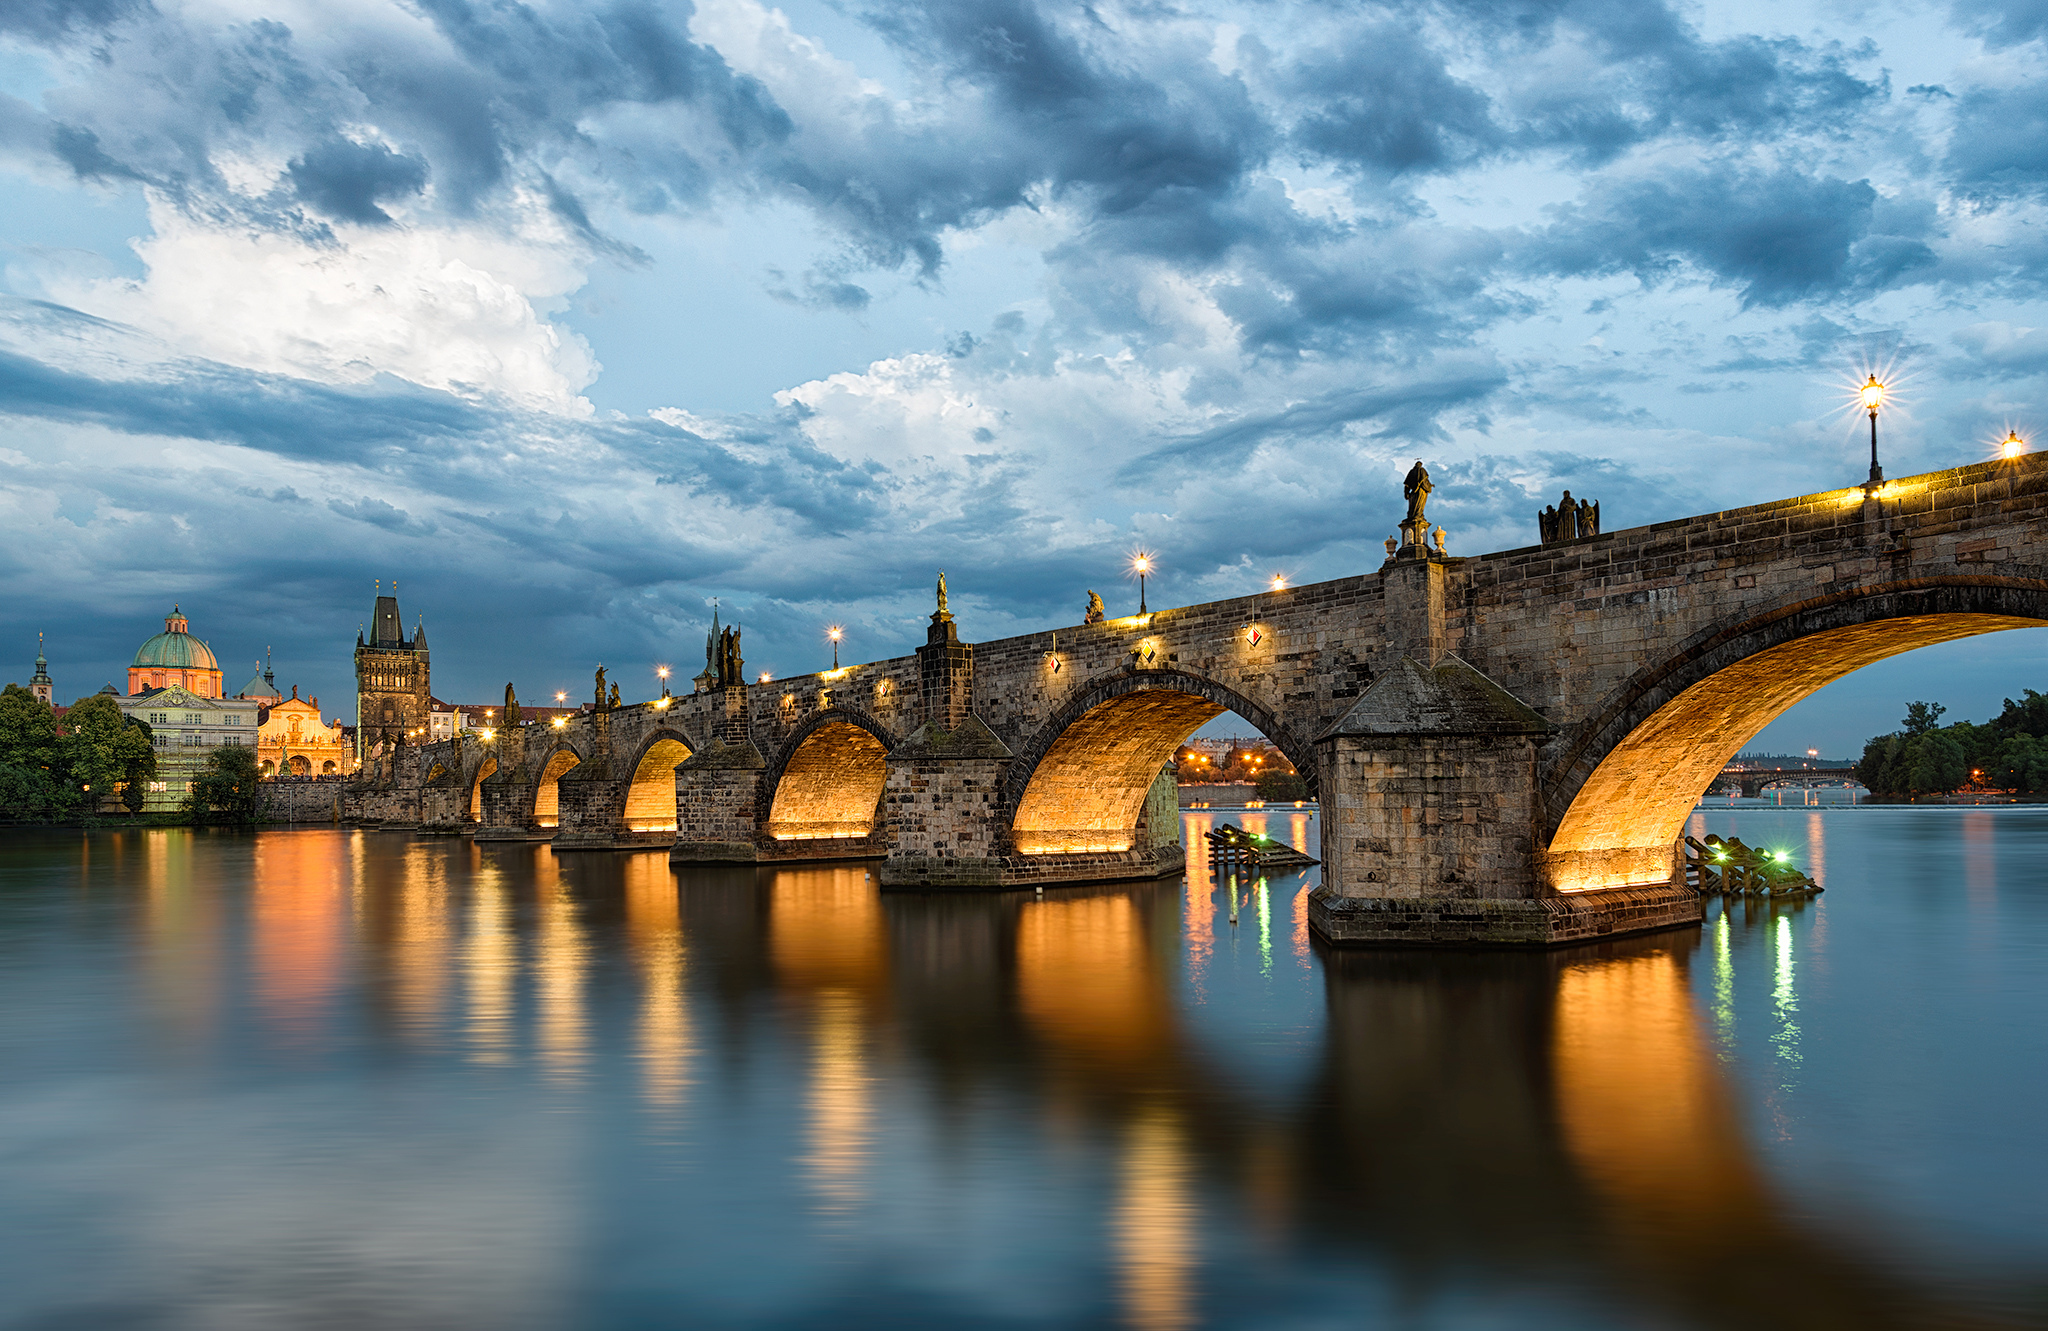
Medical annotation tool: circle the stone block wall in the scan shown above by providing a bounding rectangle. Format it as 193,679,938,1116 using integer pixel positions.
881,753,1010,887
671,743,767,863
258,778,345,824
1317,732,1542,901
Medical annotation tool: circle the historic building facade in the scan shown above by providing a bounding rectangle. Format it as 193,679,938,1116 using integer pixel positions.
258,687,353,776
354,591,430,762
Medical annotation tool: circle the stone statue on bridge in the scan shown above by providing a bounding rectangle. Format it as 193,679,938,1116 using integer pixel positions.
504,682,520,727
609,681,622,709
1084,591,1105,624
594,664,607,710
1539,490,1600,545
936,571,950,618
1403,460,1432,524
718,625,743,687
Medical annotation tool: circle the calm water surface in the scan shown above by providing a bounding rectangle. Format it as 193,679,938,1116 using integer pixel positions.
1,807,2044,1330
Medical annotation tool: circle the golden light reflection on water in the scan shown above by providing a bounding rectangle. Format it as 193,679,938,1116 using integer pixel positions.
1016,893,1172,1072
535,849,589,1087
463,858,515,1065
624,856,693,1111
390,842,453,1039
1552,947,1765,1238
769,867,885,995
1181,812,1215,996
251,834,349,1042
1115,1105,1196,1331
804,990,872,1222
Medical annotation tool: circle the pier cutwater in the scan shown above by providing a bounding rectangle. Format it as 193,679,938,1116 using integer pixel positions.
345,455,2048,946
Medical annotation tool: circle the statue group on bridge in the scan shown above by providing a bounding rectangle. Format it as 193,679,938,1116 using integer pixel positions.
1539,490,1600,544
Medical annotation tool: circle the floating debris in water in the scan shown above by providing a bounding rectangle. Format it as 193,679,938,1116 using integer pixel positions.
1684,834,1822,898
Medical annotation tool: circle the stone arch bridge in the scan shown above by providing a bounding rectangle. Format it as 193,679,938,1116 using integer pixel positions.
347,455,2048,946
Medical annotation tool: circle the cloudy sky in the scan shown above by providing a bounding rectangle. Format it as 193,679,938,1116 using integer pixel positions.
3,0,2045,754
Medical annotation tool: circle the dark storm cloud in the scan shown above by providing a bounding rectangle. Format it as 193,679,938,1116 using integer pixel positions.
286,139,429,226
1527,166,1935,307
0,0,148,42
1283,27,1498,177
1946,81,2048,199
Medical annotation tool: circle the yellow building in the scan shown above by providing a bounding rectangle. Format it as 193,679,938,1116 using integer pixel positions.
257,688,354,777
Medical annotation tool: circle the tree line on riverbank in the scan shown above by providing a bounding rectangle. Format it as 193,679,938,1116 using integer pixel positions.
1854,691,2048,797
0,684,260,824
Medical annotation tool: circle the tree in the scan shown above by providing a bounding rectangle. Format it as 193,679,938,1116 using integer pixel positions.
185,745,262,825
0,683,73,819
1902,700,1947,736
1855,735,1910,795
1994,734,2048,793
1256,771,1309,802
59,693,155,815
1991,689,2048,741
1907,732,1968,795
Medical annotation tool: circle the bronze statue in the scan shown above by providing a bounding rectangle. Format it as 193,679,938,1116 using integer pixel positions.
1403,460,1432,524
1084,590,1105,624
936,571,950,617
504,682,521,727
594,664,607,710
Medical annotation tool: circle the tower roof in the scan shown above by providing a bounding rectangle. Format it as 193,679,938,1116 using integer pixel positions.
370,595,406,648
132,605,218,671
239,662,283,701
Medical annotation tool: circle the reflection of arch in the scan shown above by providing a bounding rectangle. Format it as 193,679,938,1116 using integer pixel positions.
765,710,895,842
623,732,694,831
1545,580,2048,886
533,747,581,828
468,757,498,821
1005,667,1313,855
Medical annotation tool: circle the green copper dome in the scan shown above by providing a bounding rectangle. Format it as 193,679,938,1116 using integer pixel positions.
132,606,218,671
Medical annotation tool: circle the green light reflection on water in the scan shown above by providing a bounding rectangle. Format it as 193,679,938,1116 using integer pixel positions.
1712,910,1735,1056
1257,878,1271,976
1772,913,1802,1081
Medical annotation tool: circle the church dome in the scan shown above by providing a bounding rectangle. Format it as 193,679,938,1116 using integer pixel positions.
132,606,218,671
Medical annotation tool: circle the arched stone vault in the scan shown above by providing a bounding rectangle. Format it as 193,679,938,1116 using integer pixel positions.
1005,667,1317,855
532,747,581,827
623,731,694,831
766,710,895,841
1542,579,2048,888
467,757,497,821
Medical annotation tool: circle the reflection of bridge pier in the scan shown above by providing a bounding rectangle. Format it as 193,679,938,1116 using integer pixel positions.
354,456,2048,946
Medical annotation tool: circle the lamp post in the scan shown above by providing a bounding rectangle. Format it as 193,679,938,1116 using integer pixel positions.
1270,574,1287,592
2004,430,2026,460
1132,553,1152,616
828,625,842,670
1861,374,1887,492
657,665,670,699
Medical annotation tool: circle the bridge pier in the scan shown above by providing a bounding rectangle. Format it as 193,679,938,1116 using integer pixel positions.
475,728,542,840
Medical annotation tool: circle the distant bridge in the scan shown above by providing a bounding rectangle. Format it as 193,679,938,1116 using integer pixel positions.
347,454,2048,947
1707,766,1862,798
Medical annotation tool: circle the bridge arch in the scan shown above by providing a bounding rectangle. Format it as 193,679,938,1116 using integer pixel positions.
622,728,695,832
467,756,498,821
764,708,896,844
1003,666,1316,856
1544,577,2048,887
531,741,585,828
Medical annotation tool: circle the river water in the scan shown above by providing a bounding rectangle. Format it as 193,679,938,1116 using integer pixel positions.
0,807,2043,1330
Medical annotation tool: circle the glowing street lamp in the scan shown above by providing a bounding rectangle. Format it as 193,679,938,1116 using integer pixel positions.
828,625,843,670
2004,430,2026,460
657,664,671,699
555,691,566,703
1270,574,1287,592
1861,374,1886,491
1132,552,1153,616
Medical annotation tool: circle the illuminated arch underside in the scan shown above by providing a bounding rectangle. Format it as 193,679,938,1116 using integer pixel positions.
768,721,889,840
624,739,693,831
1550,611,2046,881
1012,690,1224,855
468,757,497,821
533,750,580,827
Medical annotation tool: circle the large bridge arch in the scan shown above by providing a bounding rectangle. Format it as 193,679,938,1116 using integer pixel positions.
622,728,696,832
1003,666,1317,856
530,740,586,828
1543,577,2048,888
764,708,896,843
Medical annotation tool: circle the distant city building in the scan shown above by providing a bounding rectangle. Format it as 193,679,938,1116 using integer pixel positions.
114,606,257,811
29,634,52,706
257,686,353,777
427,696,579,740
128,606,224,697
354,590,430,761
